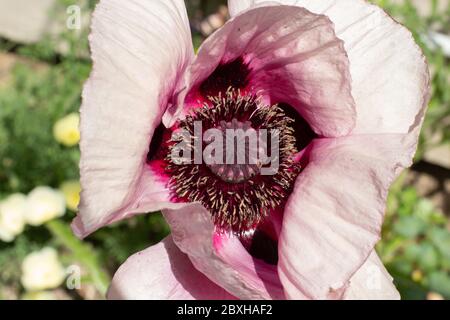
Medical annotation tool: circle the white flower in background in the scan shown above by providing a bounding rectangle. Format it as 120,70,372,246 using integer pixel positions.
60,180,81,212
25,186,65,226
21,247,66,291
0,193,27,242
53,113,80,147
427,292,445,300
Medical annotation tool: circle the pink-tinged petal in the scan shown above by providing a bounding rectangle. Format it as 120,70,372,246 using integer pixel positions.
168,5,355,138
74,0,194,237
163,204,291,300
344,251,400,300
278,134,417,299
107,236,236,300
72,165,186,238
228,0,430,135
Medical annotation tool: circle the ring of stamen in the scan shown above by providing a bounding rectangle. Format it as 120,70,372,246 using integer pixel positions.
166,89,301,234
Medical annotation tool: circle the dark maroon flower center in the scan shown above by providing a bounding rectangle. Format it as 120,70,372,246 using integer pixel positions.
206,118,262,184
165,90,301,234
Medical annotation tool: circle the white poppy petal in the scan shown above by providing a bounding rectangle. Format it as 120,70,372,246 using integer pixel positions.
108,236,236,300
75,0,194,237
344,251,400,300
163,204,288,300
279,134,417,299
171,5,356,138
228,0,430,135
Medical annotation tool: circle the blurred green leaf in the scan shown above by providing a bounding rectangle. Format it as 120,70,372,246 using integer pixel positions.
394,216,426,238
428,228,450,260
428,271,450,298
46,220,110,296
417,243,440,272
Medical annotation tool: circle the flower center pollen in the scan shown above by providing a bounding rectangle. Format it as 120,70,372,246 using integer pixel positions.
206,119,263,184
166,89,301,234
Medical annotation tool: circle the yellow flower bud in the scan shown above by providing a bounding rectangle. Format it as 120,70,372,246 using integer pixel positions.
60,180,81,211
53,113,80,147
411,269,423,282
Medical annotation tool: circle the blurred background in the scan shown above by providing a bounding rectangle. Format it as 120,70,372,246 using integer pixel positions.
0,0,448,300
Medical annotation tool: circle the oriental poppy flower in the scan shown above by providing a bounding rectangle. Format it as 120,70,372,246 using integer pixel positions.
73,0,430,300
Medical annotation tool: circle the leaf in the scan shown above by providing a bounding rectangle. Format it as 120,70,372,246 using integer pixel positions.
417,243,440,272
428,271,450,298
404,243,422,262
394,216,426,238
392,274,428,300
45,220,110,296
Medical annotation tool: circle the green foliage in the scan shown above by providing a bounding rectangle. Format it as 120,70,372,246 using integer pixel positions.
0,60,88,193
378,180,450,299
15,0,94,62
46,220,110,295
0,234,49,286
